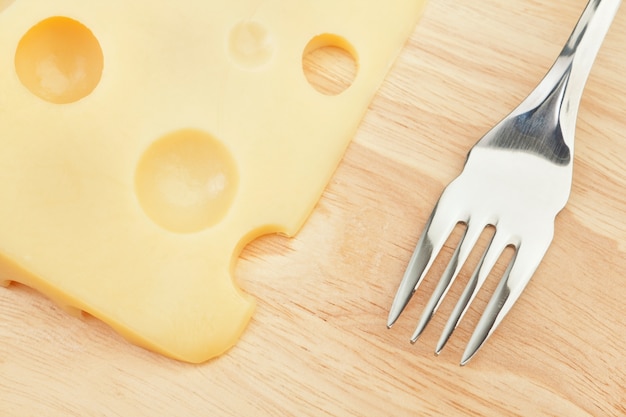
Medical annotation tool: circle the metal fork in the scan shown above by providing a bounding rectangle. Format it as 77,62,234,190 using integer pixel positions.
387,0,621,365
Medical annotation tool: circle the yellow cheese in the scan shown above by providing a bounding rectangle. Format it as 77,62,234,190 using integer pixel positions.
0,0,426,362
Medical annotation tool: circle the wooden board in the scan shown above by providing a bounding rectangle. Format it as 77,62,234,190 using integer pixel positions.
1,0,625,415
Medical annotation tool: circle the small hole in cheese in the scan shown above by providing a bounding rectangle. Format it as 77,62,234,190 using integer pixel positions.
135,129,239,234
303,34,358,96
229,21,275,69
14,16,104,104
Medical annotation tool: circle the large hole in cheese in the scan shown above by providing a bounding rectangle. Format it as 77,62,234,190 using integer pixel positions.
303,34,358,96
14,16,104,104
135,129,239,234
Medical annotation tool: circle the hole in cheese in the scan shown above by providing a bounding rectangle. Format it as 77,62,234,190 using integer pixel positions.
14,16,104,104
303,33,358,96
228,21,275,69
135,129,239,234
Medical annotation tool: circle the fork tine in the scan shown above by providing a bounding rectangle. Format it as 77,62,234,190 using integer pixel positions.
460,236,552,365
436,230,509,354
387,201,459,328
410,221,486,342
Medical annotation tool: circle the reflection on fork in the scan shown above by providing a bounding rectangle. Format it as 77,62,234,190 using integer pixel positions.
387,0,622,365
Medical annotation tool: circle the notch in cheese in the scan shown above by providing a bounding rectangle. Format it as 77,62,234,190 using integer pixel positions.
0,0,427,363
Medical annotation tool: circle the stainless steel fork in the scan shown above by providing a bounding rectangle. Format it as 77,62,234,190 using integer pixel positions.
387,0,621,365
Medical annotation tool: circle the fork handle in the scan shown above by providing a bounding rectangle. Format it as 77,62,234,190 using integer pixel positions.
518,0,621,140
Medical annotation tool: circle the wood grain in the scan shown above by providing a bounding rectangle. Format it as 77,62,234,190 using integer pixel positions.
2,1,625,415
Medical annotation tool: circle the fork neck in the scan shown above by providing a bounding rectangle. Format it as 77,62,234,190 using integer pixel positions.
519,0,621,140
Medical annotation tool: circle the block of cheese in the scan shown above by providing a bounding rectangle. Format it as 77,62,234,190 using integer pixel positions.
0,0,427,362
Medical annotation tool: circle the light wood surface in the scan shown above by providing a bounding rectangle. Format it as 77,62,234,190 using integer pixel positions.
2,1,625,415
